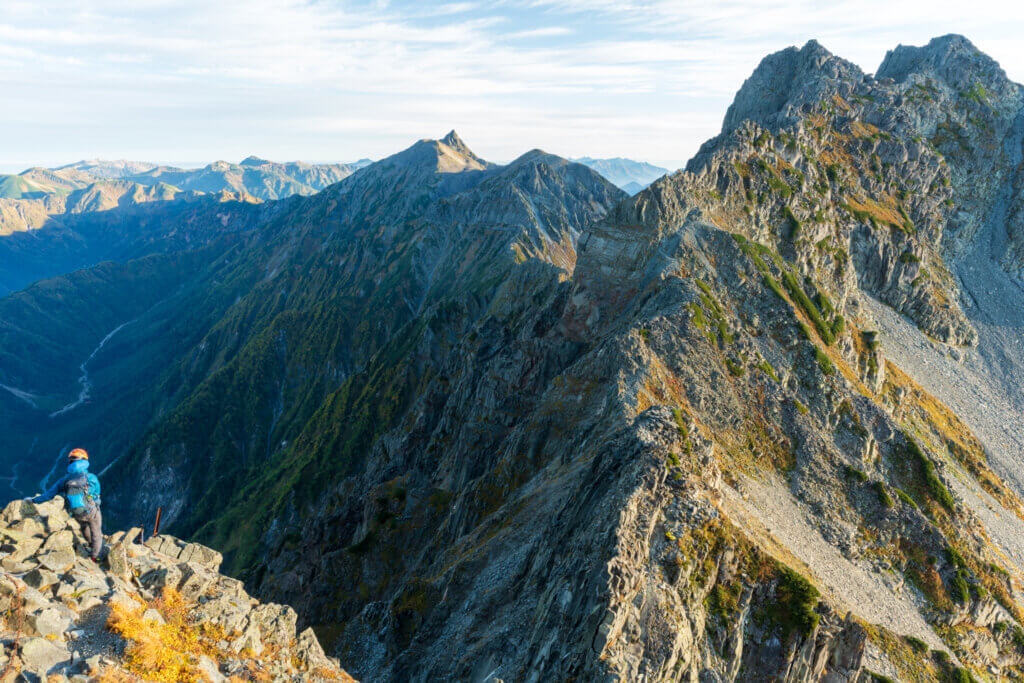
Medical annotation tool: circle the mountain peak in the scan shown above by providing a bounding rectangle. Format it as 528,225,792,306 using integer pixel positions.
381,132,489,175
572,157,670,190
876,34,1016,97
720,39,863,135
511,148,560,166
240,155,270,167
440,130,474,156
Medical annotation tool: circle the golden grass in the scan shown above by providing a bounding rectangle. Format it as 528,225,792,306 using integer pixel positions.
106,587,353,682
831,94,852,113
847,120,880,139
842,193,907,229
107,588,222,683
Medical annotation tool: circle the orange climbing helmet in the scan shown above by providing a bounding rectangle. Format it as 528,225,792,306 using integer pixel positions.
68,448,89,462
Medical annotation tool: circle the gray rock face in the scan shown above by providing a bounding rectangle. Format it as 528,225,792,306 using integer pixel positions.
721,40,864,135
877,34,1015,97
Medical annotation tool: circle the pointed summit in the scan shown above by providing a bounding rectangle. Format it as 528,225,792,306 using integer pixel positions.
720,39,862,134
380,131,489,175
440,130,473,157
240,155,270,167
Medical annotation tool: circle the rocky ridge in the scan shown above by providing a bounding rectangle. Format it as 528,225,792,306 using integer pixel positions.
0,496,352,681
232,37,1024,681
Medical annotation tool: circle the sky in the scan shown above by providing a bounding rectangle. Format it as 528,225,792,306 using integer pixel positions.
1,0,1023,173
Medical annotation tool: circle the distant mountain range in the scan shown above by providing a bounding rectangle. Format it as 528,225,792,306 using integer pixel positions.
0,156,372,236
1,156,372,201
572,156,670,193
0,155,659,238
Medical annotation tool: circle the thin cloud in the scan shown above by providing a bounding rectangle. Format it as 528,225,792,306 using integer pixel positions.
506,27,573,39
0,0,1021,170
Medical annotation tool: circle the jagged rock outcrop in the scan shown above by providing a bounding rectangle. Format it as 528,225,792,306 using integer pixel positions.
721,40,865,135
0,497,353,681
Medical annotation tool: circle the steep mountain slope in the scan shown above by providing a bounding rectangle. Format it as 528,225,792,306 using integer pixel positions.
0,190,276,296
574,156,670,193
0,131,622,545
5,35,1024,682
166,37,1024,681
100,132,624,549
0,181,191,237
0,235,271,499
0,193,293,497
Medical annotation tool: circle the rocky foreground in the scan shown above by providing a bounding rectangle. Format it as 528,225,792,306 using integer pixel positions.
0,497,353,681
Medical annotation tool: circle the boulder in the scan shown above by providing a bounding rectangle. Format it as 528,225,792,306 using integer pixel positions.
42,529,76,553
9,516,46,538
248,603,298,647
23,567,60,592
177,562,217,601
77,595,103,612
106,541,130,583
144,534,184,558
25,605,73,638
107,527,142,547
38,548,76,573
229,621,264,656
20,585,53,613
2,532,44,563
295,627,335,672
197,654,228,682
0,498,32,524
108,590,141,614
36,497,71,531
193,594,251,634
139,563,183,593
18,636,70,675
62,566,109,597
216,576,247,595
141,608,166,625
178,542,224,571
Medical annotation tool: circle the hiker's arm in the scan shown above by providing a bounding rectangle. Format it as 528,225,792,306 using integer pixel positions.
32,476,64,503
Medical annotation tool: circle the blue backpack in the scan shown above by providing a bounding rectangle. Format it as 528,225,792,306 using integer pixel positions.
64,472,101,518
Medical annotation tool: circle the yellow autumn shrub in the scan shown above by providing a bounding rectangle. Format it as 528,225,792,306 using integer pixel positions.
106,588,222,683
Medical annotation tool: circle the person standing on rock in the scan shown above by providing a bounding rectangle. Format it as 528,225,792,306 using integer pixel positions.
29,448,104,561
